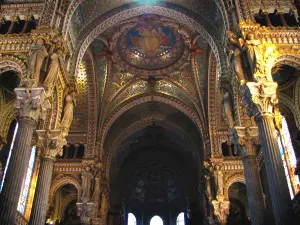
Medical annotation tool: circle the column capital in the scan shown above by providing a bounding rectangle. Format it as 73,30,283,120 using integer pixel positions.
36,129,66,160
242,82,278,118
76,202,94,225
212,198,230,225
231,126,259,157
14,87,51,123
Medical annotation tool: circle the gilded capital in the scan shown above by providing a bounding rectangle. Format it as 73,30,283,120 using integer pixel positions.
14,87,51,123
242,82,278,118
212,198,230,225
36,129,67,159
231,126,259,157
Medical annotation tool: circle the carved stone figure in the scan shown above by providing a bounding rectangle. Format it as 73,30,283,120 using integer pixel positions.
205,172,212,200
28,37,48,86
214,165,224,196
245,33,262,75
231,48,246,81
222,92,234,128
43,50,62,94
228,31,246,81
60,92,75,137
81,167,94,203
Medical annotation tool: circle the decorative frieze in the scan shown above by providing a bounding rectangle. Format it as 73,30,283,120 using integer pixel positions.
54,161,83,173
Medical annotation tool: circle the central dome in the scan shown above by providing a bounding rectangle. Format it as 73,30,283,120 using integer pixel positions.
112,15,189,76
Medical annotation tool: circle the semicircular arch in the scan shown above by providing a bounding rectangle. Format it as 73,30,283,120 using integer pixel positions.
70,4,225,78
48,176,81,204
224,174,246,199
0,55,27,78
104,115,203,179
99,93,205,159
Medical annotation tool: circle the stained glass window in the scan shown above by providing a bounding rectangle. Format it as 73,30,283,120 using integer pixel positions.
176,213,185,225
276,116,300,199
0,122,19,192
17,145,36,214
128,213,137,225
150,216,163,225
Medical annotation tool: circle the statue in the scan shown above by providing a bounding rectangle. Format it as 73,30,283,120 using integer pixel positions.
28,37,48,86
43,49,63,95
81,167,94,203
205,172,212,200
60,92,75,137
222,92,235,128
213,165,224,196
244,33,263,75
228,31,246,81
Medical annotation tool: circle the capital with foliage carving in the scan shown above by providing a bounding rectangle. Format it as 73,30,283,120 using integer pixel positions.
212,197,230,225
36,129,66,160
76,202,94,225
14,87,51,123
231,126,259,157
242,82,278,118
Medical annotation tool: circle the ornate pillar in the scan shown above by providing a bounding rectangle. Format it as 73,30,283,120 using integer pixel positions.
242,82,292,225
0,87,50,224
29,130,66,225
232,126,265,225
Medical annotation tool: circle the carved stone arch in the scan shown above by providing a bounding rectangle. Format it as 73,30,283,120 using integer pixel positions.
0,55,27,79
49,176,81,204
62,0,84,36
59,193,78,220
82,49,98,157
104,115,203,179
70,4,225,78
278,94,300,128
0,102,16,143
224,174,246,199
98,93,205,159
208,52,220,157
214,0,230,32
272,53,300,72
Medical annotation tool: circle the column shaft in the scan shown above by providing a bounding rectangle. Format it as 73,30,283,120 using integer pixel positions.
256,114,291,225
242,155,265,225
0,118,36,224
29,157,54,225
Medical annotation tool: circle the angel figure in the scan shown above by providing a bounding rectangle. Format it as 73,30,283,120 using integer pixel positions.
28,37,48,86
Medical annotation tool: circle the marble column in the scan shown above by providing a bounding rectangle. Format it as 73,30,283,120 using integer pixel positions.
0,87,49,224
232,126,265,225
242,82,292,225
29,130,66,225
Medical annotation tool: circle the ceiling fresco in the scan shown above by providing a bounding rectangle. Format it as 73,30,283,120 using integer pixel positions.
117,15,185,71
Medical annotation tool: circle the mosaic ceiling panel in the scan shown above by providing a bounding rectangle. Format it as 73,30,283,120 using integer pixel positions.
117,16,184,70
112,15,189,76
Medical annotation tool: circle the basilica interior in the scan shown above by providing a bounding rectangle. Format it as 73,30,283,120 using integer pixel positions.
0,1,300,225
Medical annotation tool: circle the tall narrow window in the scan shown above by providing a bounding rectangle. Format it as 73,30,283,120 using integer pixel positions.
128,213,137,225
277,116,300,198
17,145,37,214
150,216,163,225
176,213,185,225
0,122,19,192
